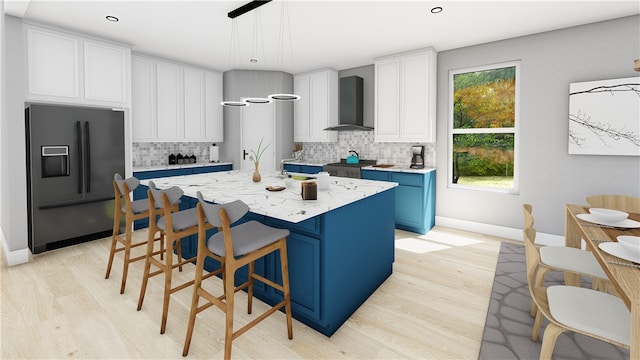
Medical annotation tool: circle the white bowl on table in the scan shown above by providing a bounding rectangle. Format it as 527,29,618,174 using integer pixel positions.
588,208,628,224
617,236,640,257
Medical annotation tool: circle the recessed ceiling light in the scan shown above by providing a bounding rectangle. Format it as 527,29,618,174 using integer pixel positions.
106,15,119,22
430,7,443,14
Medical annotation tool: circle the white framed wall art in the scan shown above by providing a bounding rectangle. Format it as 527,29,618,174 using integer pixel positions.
568,76,640,156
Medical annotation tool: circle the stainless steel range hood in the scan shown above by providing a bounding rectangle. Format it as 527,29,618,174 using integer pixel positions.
325,76,373,131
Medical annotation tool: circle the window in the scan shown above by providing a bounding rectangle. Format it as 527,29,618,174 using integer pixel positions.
448,62,519,193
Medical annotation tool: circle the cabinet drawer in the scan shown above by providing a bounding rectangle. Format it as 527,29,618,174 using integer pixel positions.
390,172,423,187
361,169,389,181
300,165,322,174
268,216,321,237
134,168,190,180
283,164,301,173
191,164,232,174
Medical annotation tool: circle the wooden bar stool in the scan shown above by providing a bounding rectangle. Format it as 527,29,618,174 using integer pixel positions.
137,183,214,334
106,174,176,294
182,192,293,360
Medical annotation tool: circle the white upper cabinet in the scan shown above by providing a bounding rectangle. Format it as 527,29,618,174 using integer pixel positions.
25,25,130,107
204,72,224,143
26,27,79,98
294,68,338,143
374,47,437,143
131,54,223,142
131,56,155,140
83,41,127,103
183,68,205,140
156,62,181,140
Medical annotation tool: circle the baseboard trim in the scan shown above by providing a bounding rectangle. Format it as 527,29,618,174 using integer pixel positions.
435,216,565,246
1,227,30,266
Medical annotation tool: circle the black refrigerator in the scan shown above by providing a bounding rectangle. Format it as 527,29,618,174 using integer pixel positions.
25,104,125,254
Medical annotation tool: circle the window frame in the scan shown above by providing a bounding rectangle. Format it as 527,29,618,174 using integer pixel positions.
447,61,520,194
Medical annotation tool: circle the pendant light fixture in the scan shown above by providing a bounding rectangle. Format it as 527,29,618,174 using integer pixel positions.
243,8,272,105
221,19,248,107
268,0,300,102
221,0,298,106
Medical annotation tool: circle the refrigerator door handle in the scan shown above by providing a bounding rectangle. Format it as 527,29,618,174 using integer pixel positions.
76,121,83,194
84,121,91,193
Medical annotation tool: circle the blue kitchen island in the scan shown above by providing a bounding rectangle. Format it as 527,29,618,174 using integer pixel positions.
143,171,397,336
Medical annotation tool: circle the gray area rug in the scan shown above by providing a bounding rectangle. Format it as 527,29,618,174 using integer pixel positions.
478,242,629,360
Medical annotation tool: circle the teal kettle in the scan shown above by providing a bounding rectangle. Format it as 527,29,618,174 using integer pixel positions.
346,150,359,164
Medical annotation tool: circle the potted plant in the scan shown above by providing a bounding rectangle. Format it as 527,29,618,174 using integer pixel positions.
250,137,270,182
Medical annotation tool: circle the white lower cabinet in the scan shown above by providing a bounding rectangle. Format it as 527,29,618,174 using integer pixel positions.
25,24,130,107
131,55,223,142
374,47,437,143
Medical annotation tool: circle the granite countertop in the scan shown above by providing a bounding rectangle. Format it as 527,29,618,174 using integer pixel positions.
361,165,436,174
283,160,436,174
140,170,397,223
133,162,233,172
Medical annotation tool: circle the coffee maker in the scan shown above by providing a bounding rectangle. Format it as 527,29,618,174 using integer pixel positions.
410,145,425,169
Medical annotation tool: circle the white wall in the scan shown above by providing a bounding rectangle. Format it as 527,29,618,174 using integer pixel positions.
1,14,29,265
435,15,640,240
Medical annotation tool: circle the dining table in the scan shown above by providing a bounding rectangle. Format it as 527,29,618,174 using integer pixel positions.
565,204,640,359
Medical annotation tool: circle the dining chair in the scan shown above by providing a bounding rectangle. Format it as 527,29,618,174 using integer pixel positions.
106,174,175,294
522,204,609,317
586,194,640,213
182,192,293,360
523,226,630,358
137,182,212,334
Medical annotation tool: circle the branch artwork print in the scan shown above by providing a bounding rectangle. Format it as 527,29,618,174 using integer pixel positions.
568,77,640,156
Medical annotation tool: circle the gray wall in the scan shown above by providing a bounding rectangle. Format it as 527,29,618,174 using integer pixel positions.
435,15,640,237
221,70,294,168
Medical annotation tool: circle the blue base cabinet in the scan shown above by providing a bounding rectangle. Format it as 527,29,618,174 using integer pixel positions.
362,169,436,234
193,187,394,337
135,168,395,337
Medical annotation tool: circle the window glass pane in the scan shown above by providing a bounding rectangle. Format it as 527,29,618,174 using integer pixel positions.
453,66,516,129
452,133,514,189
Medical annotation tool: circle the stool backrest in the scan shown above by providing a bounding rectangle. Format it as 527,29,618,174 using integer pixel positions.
148,181,183,208
114,173,139,195
196,191,248,227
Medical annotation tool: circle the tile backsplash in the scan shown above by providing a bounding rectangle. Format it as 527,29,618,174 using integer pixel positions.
132,142,212,167
302,131,436,167
133,132,436,168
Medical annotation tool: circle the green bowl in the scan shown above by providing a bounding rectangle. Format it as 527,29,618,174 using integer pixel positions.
291,175,309,181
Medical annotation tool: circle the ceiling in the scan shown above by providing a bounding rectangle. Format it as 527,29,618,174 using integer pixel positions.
5,0,640,74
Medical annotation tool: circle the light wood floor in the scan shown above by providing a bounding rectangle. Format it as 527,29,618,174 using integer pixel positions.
1,226,508,359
